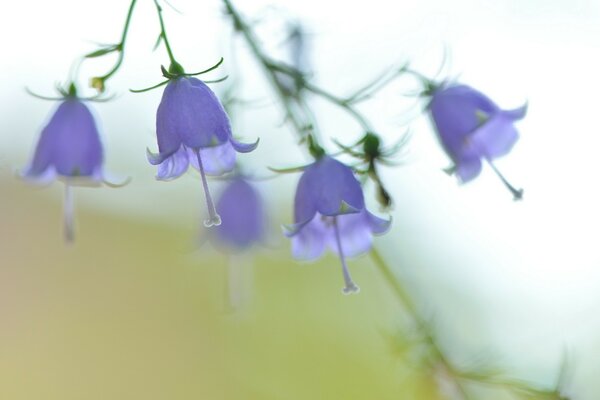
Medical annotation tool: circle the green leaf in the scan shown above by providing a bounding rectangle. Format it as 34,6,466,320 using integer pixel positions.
84,45,120,58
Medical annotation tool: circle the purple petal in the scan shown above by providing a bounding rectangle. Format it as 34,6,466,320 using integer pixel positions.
214,178,265,250
327,212,374,257
290,215,330,260
26,99,103,178
504,103,528,120
429,84,499,161
325,210,390,258
456,157,483,183
157,77,231,151
154,145,191,181
366,211,392,235
189,142,236,176
230,137,259,153
293,156,364,225
20,165,58,185
469,114,520,159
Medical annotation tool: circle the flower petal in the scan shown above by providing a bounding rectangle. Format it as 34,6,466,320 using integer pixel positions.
469,113,520,159
327,212,373,257
456,157,483,183
230,137,259,153
214,178,265,250
154,145,191,181
189,142,236,176
27,99,104,178
294,156,364,225
367,211,392,235
429,84,499,161
158,77,231,149
290,215,330,260
503,103,528,120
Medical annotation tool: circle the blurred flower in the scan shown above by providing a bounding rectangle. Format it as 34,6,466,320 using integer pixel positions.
428,83,527,198
285,156,390,294
148,77,258,227
213,177,265,251
21,95,120,242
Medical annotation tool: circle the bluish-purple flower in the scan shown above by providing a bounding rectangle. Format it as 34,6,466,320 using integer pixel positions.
147,76,258,227
22,97,117,242
213,177,265,251
428,83,527,198
285,156,390,294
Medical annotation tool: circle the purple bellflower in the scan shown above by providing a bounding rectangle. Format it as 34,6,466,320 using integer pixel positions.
147,77,258,227
21,93,120,242
428,83,527,199
210,177,266,312
285,156,391,294
213,177,265,251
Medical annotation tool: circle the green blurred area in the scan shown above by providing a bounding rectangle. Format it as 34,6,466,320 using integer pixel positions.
0,179,457,400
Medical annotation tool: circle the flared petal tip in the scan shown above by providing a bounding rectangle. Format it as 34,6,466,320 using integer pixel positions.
231,137,259,153
368,212,392,235
16,166,57,186
504,103,528,121
147,147,171,166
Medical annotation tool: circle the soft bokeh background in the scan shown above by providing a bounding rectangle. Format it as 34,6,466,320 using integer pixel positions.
1,0,600,398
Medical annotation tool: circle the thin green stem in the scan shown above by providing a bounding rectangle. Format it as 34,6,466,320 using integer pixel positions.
222,0,311,144
153,0,177,66
302,81,374,133
97,0,138,82
370,247,471,400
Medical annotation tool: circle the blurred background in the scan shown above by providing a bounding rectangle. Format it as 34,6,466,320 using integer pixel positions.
1,0,600,398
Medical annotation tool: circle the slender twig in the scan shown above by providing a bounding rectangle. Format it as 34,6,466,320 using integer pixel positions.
95,0,138,83
370,248,472,399
153,0,177,66
223,0,309,141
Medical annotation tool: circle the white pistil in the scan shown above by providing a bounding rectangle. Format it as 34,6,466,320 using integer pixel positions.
195,149,222,227
63,183,75,243
332,216,360,295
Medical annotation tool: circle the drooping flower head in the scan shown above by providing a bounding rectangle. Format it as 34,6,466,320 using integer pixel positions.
21,84,119,242
285,156,391,294
427,83,527,199
213,176,265,251
147,76,258,227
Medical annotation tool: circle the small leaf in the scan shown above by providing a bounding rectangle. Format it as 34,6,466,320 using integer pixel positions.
84,45,119,58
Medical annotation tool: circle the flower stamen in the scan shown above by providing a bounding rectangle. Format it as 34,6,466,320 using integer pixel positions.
195,149,222,227
333,217,360,295
488,161,523,201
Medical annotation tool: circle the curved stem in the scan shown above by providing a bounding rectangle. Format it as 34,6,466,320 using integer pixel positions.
97,0,138,82
370,247,471,399
153,0,177,66
302,81,374,133
222,0,312,144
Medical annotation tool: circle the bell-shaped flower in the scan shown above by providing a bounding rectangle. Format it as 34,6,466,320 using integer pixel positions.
213,177,265,251
21,97,120,242
208,176,266,312
147,77,258,227
285,156,391,294
428,83,527,199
